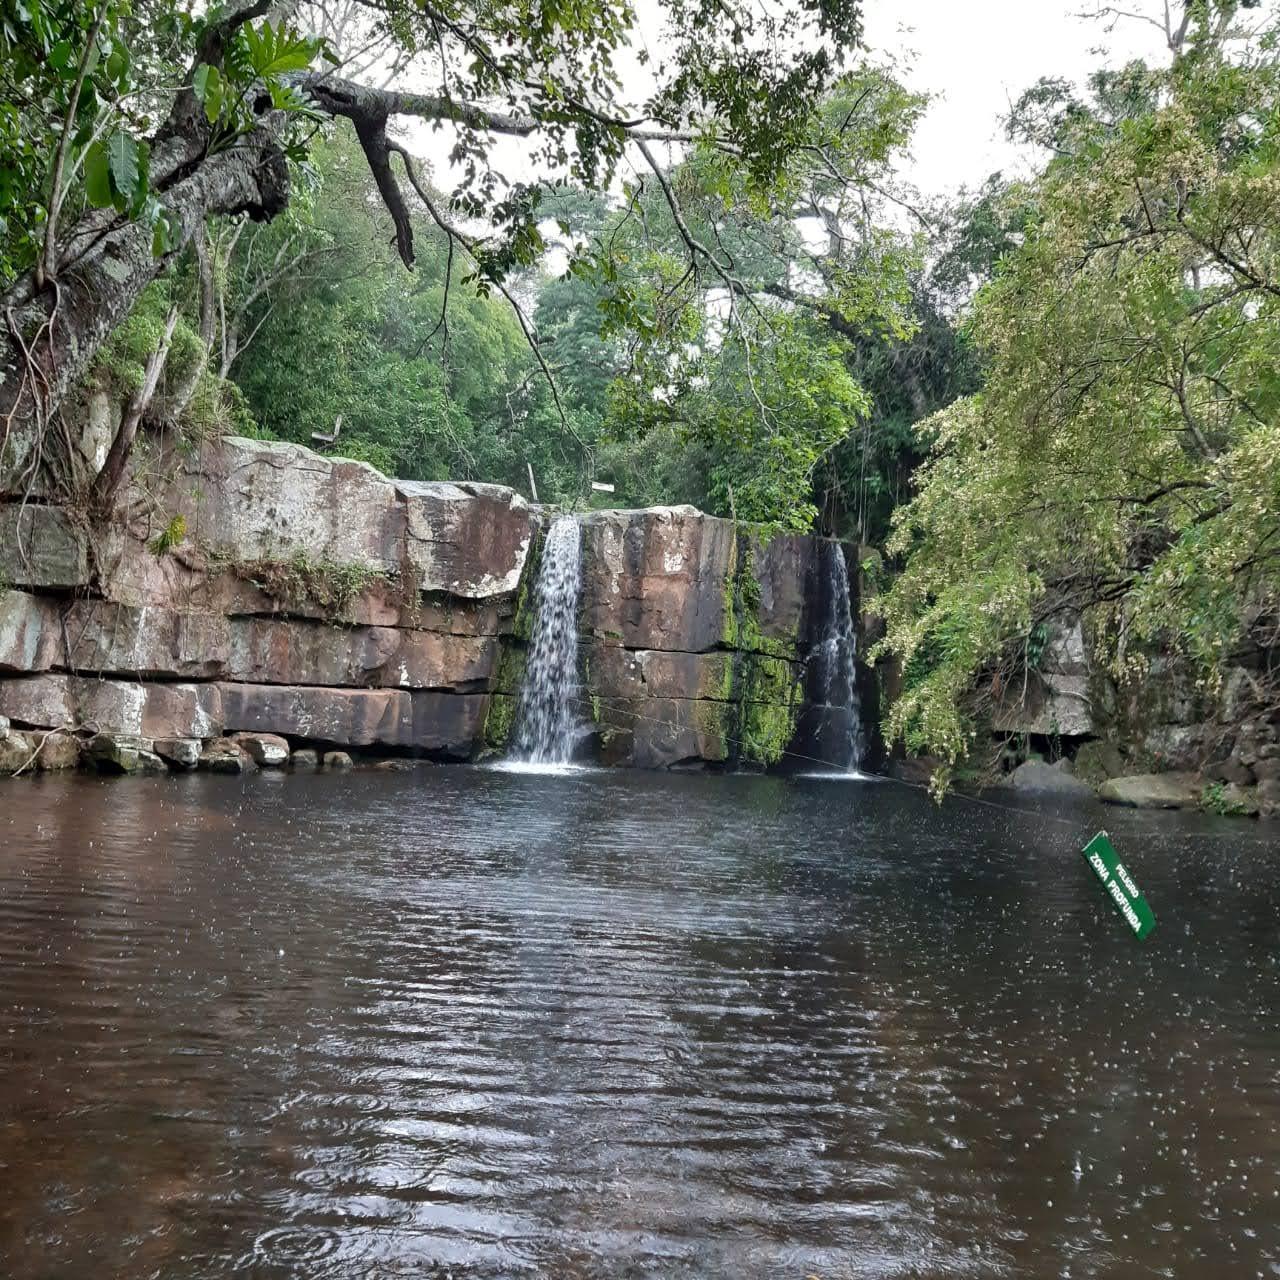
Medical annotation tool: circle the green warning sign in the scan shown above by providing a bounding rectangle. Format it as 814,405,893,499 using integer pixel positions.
1082,831,1156,941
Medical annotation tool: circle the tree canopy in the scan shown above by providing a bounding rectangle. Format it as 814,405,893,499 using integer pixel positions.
873,0,1280,785
0,0,868,463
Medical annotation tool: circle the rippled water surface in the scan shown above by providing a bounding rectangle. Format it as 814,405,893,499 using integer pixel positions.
2,768,1278,1278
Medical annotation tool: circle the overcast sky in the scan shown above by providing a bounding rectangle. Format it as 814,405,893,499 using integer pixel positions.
865,2,1165,194
400,2,1170,205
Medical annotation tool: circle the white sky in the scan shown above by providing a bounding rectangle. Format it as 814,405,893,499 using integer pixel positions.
398,1,1170,206
863,2,1166,195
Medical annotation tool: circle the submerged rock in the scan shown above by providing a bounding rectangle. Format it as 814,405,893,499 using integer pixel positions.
1099,772,1201,809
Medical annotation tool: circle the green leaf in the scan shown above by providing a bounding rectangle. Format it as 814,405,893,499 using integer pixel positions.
128,142,151,216
149,204,180,258
241,19,321,77
105,40,129,88
83,142,112,208
193,64,223,123
48,38,73,71
106,132,140,204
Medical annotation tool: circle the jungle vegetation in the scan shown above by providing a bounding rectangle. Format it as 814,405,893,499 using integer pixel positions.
1,0,1275,778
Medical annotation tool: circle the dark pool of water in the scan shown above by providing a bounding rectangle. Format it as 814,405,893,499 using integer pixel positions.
1,767,1278,1278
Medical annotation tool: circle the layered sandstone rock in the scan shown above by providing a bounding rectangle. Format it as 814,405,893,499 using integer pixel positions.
0,435,865,773
216,682,486,756
579,506,736,651
0,674,221,739
991,620,1095,737
572,508,834,769
0,507,91,590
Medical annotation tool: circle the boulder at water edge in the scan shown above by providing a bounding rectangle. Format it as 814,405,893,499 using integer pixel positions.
154,738,201,769
1007,760,1095,797
1098,772,1201,809
230,732,291,767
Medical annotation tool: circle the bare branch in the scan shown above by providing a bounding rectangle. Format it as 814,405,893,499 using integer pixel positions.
91,306,180,510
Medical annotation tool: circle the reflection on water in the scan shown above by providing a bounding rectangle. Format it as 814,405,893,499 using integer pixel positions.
1,768,1278,1278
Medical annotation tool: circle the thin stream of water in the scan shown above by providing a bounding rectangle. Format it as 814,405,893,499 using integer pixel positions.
807,539,864,773
512,515,583,766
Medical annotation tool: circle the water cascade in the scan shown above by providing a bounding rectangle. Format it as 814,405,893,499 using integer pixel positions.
512,515,584,765
807,540,864,772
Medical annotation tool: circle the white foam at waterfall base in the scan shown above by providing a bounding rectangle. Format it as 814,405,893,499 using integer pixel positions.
510,515,584,766
796,768,877,782
489,759,594,777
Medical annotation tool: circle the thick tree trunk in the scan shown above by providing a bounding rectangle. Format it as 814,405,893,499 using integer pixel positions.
0,131,288,496
90,307,180,511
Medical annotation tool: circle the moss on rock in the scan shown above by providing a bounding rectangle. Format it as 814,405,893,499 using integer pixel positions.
735,651,803,767
484,693,519,751
695,697,731,753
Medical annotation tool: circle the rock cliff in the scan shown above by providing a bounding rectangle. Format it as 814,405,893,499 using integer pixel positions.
0,436,863,773
986,617,1279,818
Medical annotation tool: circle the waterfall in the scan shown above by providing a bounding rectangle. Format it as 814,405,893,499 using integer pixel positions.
512,515,584,765
808,540,864,772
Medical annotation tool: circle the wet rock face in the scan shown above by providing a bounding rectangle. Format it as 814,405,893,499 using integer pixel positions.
991,620,1095,738
0,674,222,740
145,439,537,601
573,510,837,770
217,683,487,757
398,481,534,598
579,507,737,652
0,437,534,760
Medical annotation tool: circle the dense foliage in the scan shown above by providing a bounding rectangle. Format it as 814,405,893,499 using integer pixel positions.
874,1,1280,783
0,0,872,479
